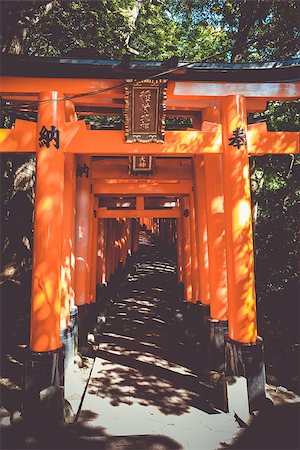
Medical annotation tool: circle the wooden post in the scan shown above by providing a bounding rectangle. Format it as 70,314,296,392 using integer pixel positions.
25,91,65,421
97,218,106,285
221,95,265,412
74,156,91,306
105,219,113,283
181,197,193,302
86,188,95,303
176,217,183,284
221,95,257,343
193,156,210,305
90,197,98,303
127,219,132,256
132,218,140,253
190,191,200,302
61,154,76,329
204,154,228,321
30,91,65,352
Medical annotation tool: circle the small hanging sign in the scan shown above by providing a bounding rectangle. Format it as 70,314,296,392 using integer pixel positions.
129,156,154,175
125,79,167,143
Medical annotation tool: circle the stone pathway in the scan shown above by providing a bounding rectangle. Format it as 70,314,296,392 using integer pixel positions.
1,236,299,449
77,238,241,449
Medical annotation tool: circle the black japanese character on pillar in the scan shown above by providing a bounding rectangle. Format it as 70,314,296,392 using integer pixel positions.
39,125,60,149
76,163,89,178
183,209,190,217
228,127,247,149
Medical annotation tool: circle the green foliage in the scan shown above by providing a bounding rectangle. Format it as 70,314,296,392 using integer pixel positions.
251,155,299,296
2,0,299,61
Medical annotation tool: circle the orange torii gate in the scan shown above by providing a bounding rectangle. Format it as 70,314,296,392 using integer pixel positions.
1,55,299,419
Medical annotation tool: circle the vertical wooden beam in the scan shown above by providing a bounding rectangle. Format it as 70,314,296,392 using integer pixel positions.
181,197,193,302
90,198,98,303
132,218,140,253
176,217,183,284
85,188,95,303
204,154,228,321
221,95,257,343
127,219,132,256
105,219,113,283
30,91,64,352
61,154,76,329
136,196,144,210
74,155,91,306
193,156,210,305
97,218,106,285
190,191,200,302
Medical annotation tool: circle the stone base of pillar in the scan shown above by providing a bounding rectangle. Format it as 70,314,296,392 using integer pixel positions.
60,309,78,399
77,304,89,348
23,346,64,424
69,306,78,356
225,337,267,414
208,319,228,373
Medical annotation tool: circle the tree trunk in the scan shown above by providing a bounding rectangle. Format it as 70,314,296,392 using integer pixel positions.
125,0,148,54
1,1,56,55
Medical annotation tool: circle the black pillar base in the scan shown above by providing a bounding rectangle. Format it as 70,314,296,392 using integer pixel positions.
23,346,64,423
77,304,89,348
225,337,266,413
60,312,76,397
69,305,78,355
208,319,228,373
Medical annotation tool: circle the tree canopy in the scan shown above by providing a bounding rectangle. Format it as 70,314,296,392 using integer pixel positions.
1,0,299,61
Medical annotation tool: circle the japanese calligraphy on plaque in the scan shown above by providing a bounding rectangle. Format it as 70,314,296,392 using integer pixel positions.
129,156,154,175
125,79,167,143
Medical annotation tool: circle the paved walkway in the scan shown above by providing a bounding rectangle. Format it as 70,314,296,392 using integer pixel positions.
77,236,241,449
2,235,299,449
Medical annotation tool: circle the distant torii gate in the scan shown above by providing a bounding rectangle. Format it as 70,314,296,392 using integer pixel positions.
0,55,299,418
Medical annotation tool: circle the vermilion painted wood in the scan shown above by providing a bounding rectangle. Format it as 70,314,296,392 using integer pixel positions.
90,196,98,303
193,156,210,306
96,219,105,285
0,76,124,97
204,154,228,321
61,154,76,329
176,216,184,284
105,220,112,283
30,92,64,352
85,189,95,304
1,76,299,100
181,197,193,302
221,95,257,344
1,121,298,154
74,156,91,306
189,191,200,302
97,208,181,219
94,181,192,196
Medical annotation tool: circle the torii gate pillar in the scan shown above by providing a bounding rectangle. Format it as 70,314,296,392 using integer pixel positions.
25,92,65,421
222,95,266,413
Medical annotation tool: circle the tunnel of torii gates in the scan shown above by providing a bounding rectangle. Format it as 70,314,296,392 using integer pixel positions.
0,55,299,416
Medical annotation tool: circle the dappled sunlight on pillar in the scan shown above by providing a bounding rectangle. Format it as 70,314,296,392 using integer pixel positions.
221,95,257,344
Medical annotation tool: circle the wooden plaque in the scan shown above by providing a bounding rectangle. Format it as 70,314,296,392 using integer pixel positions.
129,156,154,175
125,79,167,143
